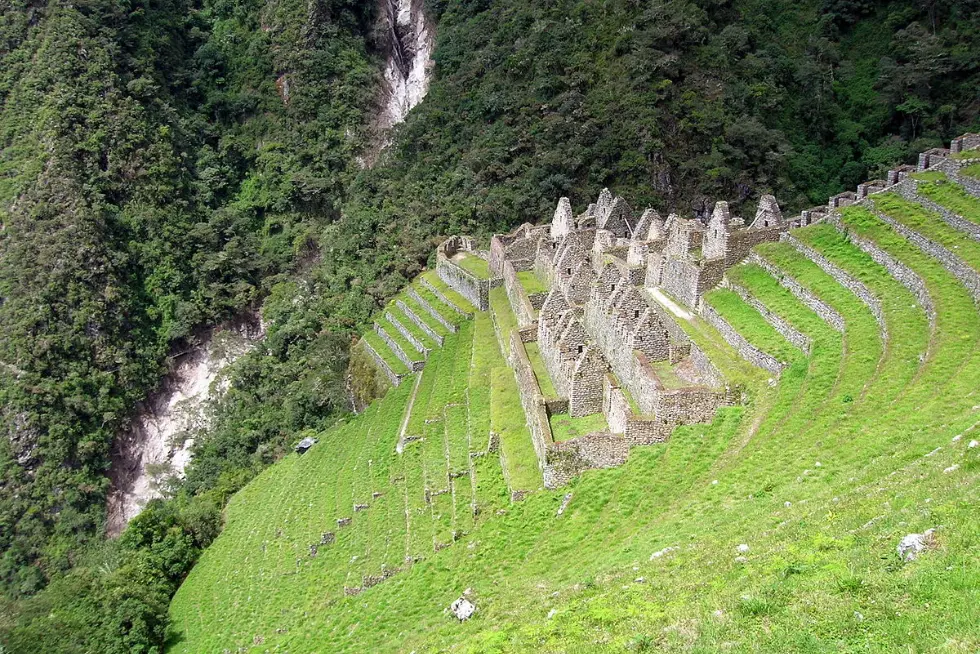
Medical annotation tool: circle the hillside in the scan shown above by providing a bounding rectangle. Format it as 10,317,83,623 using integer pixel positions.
166,140,980,652
2,0,980,651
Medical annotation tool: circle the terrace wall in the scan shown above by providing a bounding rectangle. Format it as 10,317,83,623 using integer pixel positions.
359,339,405,387
502,260,537,328
699,302,785,376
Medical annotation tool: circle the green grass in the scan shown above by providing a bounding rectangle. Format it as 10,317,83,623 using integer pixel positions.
489,286,519,356
516,270,549,295
549,412,608,442
703,287,803,364
377,315,424,361
910,170,946,182
360,330,410,375
649,360,686,389
522,341,557,398
647,289,768,391
386,304,437,351
910,172,980,226
421,270,479,314
170,225,980,653
487,288,544,491
412,282,465,326
962,163,980,179
871,193,980,272
454,253,492,279
399,293,450,337
950,147,980,160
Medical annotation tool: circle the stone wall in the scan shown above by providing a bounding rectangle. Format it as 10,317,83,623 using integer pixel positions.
781,234,886,340
827,216,936,325
385,311,432,357
722,277,812,354
375,323,425,372
603,375,631,435
407,287,458,333
866,205,980,302
724,226,784,267
360,339,405,387
747,253,846,333
543,432,629,488
508,331,552,473
688,342,726,389
437,257,491,311
502,260,537,328
396,299,445,346
699,301,784,376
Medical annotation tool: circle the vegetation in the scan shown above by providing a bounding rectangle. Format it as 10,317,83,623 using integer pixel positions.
166,214,980,650
454,253,493,279
3,0,980,650
549,413,609,443
913,173,980,225
517,271,550,295
523,342,557,398
871,193,980,271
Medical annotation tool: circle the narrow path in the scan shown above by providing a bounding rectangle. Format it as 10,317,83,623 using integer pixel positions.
396,370,425,454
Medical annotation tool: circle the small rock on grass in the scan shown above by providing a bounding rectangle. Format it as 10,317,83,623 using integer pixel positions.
736,543,750,553
450,597,476,621
897,529,936,561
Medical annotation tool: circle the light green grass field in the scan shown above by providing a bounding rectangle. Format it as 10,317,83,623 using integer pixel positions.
455,253,492,279
523,341,557,398
169,221,980,653
550,412,609,442
517,270,549,295
911,170,980,227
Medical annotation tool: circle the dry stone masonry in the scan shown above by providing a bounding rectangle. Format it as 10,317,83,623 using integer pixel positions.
361,132,980,488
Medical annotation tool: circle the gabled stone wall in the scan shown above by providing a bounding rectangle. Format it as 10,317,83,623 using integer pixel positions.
437,236,502,311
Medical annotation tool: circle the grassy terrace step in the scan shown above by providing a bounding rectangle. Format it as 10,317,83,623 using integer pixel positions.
792,225,929,401
644,289,768,392
488,286,543,491
412,282,466,326
517,270,549,295
421,270,479,314
870,193,980,273
725,261,858,448
523,341,557,398
912,172,980,225
962,162,980,179
703,288,803,365
549,412,608,442
361,330,410,376
377,316,424,362
836,205,980,406
400,293,451,337
727,263,832,340
754,240,883,395
386,303,438,351
454,252,492,279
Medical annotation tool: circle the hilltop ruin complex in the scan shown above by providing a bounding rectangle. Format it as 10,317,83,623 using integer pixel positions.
361,132,980,487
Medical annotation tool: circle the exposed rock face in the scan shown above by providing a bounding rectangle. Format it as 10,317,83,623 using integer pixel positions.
377,0,433,131
106,314,264,537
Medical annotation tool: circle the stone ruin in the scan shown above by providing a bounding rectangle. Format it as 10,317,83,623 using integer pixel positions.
414,132,980,487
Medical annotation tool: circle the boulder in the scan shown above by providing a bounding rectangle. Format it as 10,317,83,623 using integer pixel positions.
450,597,476,621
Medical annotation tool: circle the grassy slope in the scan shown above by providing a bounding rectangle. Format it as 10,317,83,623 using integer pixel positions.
169,223,980,652
871,193,980,272
455,254,492,280
913,174,980,226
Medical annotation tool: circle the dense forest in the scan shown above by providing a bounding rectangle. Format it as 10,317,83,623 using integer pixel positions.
0,0,977,650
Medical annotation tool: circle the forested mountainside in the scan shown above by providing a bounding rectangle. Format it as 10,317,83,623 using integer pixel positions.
0,0,978,650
